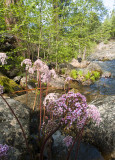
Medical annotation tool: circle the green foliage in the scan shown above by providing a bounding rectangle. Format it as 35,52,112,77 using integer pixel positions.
61,68,65,74
77,70,83,76
92,71,100,79
70,69,77,79
90,76,95,82
104,39,109,44
0,0,110,69
0,52,25,75
84,70,100,82
110,10,115,38
85,71,91,80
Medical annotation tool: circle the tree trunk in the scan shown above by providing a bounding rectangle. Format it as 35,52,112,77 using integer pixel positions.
4,0,19,30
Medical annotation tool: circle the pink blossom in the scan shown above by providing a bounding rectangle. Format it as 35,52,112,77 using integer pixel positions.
65,76,73,82
43,93,59,106
33,59,44,70
28,67,34,74
0,144,9,158
63,136,73,147
33,59,57,83
87,105,101,125
21,59,32,70
46,91,88,129
50,69,57,79
0,53,7,65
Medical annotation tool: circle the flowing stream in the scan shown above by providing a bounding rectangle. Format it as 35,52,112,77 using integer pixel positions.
90,59,115,95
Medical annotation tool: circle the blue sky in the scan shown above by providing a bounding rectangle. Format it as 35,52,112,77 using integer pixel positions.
103,0,115,13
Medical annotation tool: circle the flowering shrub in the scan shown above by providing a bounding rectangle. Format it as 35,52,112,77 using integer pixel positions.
21,58,57,83
43,91,101,149
21,59,32,70
45,92,88,129
33,59,57,83
0,144,9,159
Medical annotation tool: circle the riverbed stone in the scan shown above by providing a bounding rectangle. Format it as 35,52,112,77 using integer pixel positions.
0,96,30,159
86,62,102,73
69,58,90,68
49,75,65,89
102,71,111,78
83,96,115,160
13,76,22,84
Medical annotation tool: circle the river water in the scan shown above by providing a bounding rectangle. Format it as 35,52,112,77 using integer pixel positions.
90,59,115,95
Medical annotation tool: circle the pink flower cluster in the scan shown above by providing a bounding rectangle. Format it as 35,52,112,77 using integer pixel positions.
0,53,7,65
43,93,59,106
45,92,101,129
65,76,73,82
21,58,57,83
87,105,101,125
33,59,57,83
0,144,9,158
46,91,88,129
21,59,32,70
63,136,73,147
0,85,4,94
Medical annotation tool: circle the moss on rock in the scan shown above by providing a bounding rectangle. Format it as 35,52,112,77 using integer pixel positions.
0,75,22,94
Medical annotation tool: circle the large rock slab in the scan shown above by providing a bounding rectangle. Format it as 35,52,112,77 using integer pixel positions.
88,40,115,61
84,96,115,160
86,62,102,73
50,76,65,89
0,97,30,159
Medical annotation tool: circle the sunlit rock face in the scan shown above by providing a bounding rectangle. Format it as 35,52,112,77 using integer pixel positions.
83,96,115,160
88,40,115,61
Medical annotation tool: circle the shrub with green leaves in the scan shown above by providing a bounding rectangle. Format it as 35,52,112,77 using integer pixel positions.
70,69,77,79
77,70,83,76
92,71,100,79
85,71,91,80
90,76,95,82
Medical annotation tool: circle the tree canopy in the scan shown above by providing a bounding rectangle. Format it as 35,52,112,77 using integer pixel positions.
0,0,114,71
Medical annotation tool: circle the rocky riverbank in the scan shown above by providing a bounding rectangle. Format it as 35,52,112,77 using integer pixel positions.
88,40,115,61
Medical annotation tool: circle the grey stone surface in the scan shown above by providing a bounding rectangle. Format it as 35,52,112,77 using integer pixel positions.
0,97,30,159
84,96,115,160
50,76,65,89
86,62,102,73
88,40,115,61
